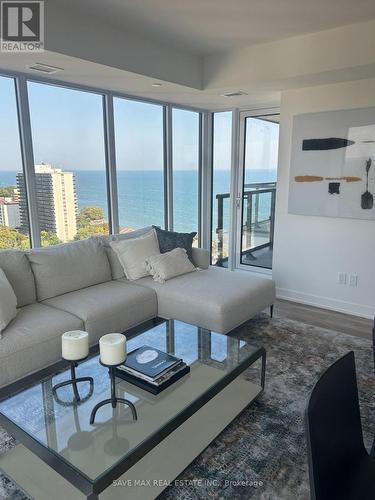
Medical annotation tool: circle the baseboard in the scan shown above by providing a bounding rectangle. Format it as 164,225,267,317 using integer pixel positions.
276,287,375,320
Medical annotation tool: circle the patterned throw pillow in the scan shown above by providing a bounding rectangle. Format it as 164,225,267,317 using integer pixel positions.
152,226,197,262
146,248,196,283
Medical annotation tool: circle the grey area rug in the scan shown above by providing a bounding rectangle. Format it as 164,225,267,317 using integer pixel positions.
0,315,374,500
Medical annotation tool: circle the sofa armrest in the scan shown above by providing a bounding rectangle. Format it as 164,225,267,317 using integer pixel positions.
192,247,210,269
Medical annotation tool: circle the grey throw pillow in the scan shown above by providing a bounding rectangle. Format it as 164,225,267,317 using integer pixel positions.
152,226,197,262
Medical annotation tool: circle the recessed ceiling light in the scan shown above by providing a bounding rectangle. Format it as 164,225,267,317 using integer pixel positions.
27,63,64,74
152,83,162,87
221,90,248,97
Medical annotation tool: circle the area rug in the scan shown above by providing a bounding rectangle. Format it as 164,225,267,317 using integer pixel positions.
0,315,373,500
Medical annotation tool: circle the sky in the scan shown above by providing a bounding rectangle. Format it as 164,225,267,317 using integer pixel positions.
0,75,278,174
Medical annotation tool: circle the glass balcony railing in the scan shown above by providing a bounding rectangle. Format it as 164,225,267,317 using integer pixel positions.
215,182,276,269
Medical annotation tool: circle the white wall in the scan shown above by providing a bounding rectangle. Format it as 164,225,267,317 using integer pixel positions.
273,78,375,318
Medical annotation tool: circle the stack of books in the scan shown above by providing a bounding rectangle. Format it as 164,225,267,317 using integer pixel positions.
115,345,190,394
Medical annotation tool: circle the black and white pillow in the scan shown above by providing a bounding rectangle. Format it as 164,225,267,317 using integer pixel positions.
152,226,197,262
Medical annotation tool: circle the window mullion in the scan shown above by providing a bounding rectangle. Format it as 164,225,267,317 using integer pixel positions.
229,108,240,271
201,111,212,250
15,76,41,248
103,94,119,234
165,104,173,231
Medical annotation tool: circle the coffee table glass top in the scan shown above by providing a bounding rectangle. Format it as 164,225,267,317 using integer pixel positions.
0,319,263,488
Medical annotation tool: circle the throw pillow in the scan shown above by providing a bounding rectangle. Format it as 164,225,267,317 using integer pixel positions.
0,268,17,335
109,230,160,280
146,248,196,283
152,226,197,262
100,227,154,279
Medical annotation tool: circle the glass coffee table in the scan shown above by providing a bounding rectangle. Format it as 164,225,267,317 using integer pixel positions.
0,319,266,500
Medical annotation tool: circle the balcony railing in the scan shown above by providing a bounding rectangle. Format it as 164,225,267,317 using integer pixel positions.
215,182,276,267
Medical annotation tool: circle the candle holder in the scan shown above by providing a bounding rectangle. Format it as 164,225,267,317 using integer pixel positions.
52,357,94,404
90,362,137,425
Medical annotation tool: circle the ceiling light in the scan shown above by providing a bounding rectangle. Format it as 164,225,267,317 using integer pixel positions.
152,83,162,87
27,63,64,74
221,90,248,97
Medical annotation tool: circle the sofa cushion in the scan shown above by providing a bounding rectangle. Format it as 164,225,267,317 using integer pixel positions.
153,226,196,262
135,267,276,334
44,281,157,344
0,249,36,307
27,237,112,301
0,303,84,387
0,268,17,335
101,227,154,280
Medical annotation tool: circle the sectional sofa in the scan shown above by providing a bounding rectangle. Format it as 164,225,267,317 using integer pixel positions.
0,227,275,387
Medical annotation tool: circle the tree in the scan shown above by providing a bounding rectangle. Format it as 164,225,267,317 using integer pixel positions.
0,226,29,250
0,186,16,198
41,231,61,247
77,206,105,229
74,223,109,241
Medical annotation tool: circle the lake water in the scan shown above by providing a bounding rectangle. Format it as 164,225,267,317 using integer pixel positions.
0,169,277,232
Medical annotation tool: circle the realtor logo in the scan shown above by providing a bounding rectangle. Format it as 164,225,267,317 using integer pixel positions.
1,1,44,52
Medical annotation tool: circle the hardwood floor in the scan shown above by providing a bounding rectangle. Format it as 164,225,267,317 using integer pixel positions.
274,298,373,340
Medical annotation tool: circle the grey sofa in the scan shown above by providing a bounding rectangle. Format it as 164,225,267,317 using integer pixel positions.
0,228,275,387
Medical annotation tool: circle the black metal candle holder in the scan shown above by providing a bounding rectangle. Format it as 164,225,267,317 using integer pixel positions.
90,362,137,425
52,358,94,405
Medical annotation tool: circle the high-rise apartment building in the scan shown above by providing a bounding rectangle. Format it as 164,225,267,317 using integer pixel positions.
17,164,77,242
0,199,20,228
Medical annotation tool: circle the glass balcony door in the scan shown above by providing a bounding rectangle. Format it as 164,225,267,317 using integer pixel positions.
236,111,279,270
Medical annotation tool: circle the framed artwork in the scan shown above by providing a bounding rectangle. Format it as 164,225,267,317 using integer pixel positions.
288,107,375,220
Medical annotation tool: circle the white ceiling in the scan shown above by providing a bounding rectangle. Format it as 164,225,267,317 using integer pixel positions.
54,0,375,56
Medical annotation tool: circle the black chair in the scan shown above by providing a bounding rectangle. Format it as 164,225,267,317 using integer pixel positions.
305,351,375,500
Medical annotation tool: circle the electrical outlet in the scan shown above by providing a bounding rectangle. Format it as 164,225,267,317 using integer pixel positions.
349,274,358,287
338,272,347,285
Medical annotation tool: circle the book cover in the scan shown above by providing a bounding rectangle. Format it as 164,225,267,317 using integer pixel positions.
123,345,182,379
116,363,190,395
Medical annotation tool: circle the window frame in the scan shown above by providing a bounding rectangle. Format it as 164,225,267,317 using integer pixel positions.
210,110,234,267
236,108,280,275
171,106,202,241
112,95,166,233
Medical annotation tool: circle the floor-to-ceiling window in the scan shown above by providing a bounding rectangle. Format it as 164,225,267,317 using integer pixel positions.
113,98,165,232
0,72,205,249
172,108,200,237
0,76,31,249
27,82,108,245
211,111,232,266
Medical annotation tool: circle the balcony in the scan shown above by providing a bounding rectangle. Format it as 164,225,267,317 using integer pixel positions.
215,182,276,269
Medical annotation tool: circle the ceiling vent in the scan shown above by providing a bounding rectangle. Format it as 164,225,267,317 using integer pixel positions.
221,90,248,97
27,63,64,74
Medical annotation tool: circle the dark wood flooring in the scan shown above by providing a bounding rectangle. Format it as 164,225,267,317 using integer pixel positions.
274,298,373,341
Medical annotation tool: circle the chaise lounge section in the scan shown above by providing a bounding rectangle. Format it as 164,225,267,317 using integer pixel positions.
135,268,275,333
0,229,275,387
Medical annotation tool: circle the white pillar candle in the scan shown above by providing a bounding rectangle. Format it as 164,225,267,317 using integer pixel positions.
99,333,126,366
62,331,89,361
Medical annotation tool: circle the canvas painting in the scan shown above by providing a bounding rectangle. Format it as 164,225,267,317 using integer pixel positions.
288,107,375,220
